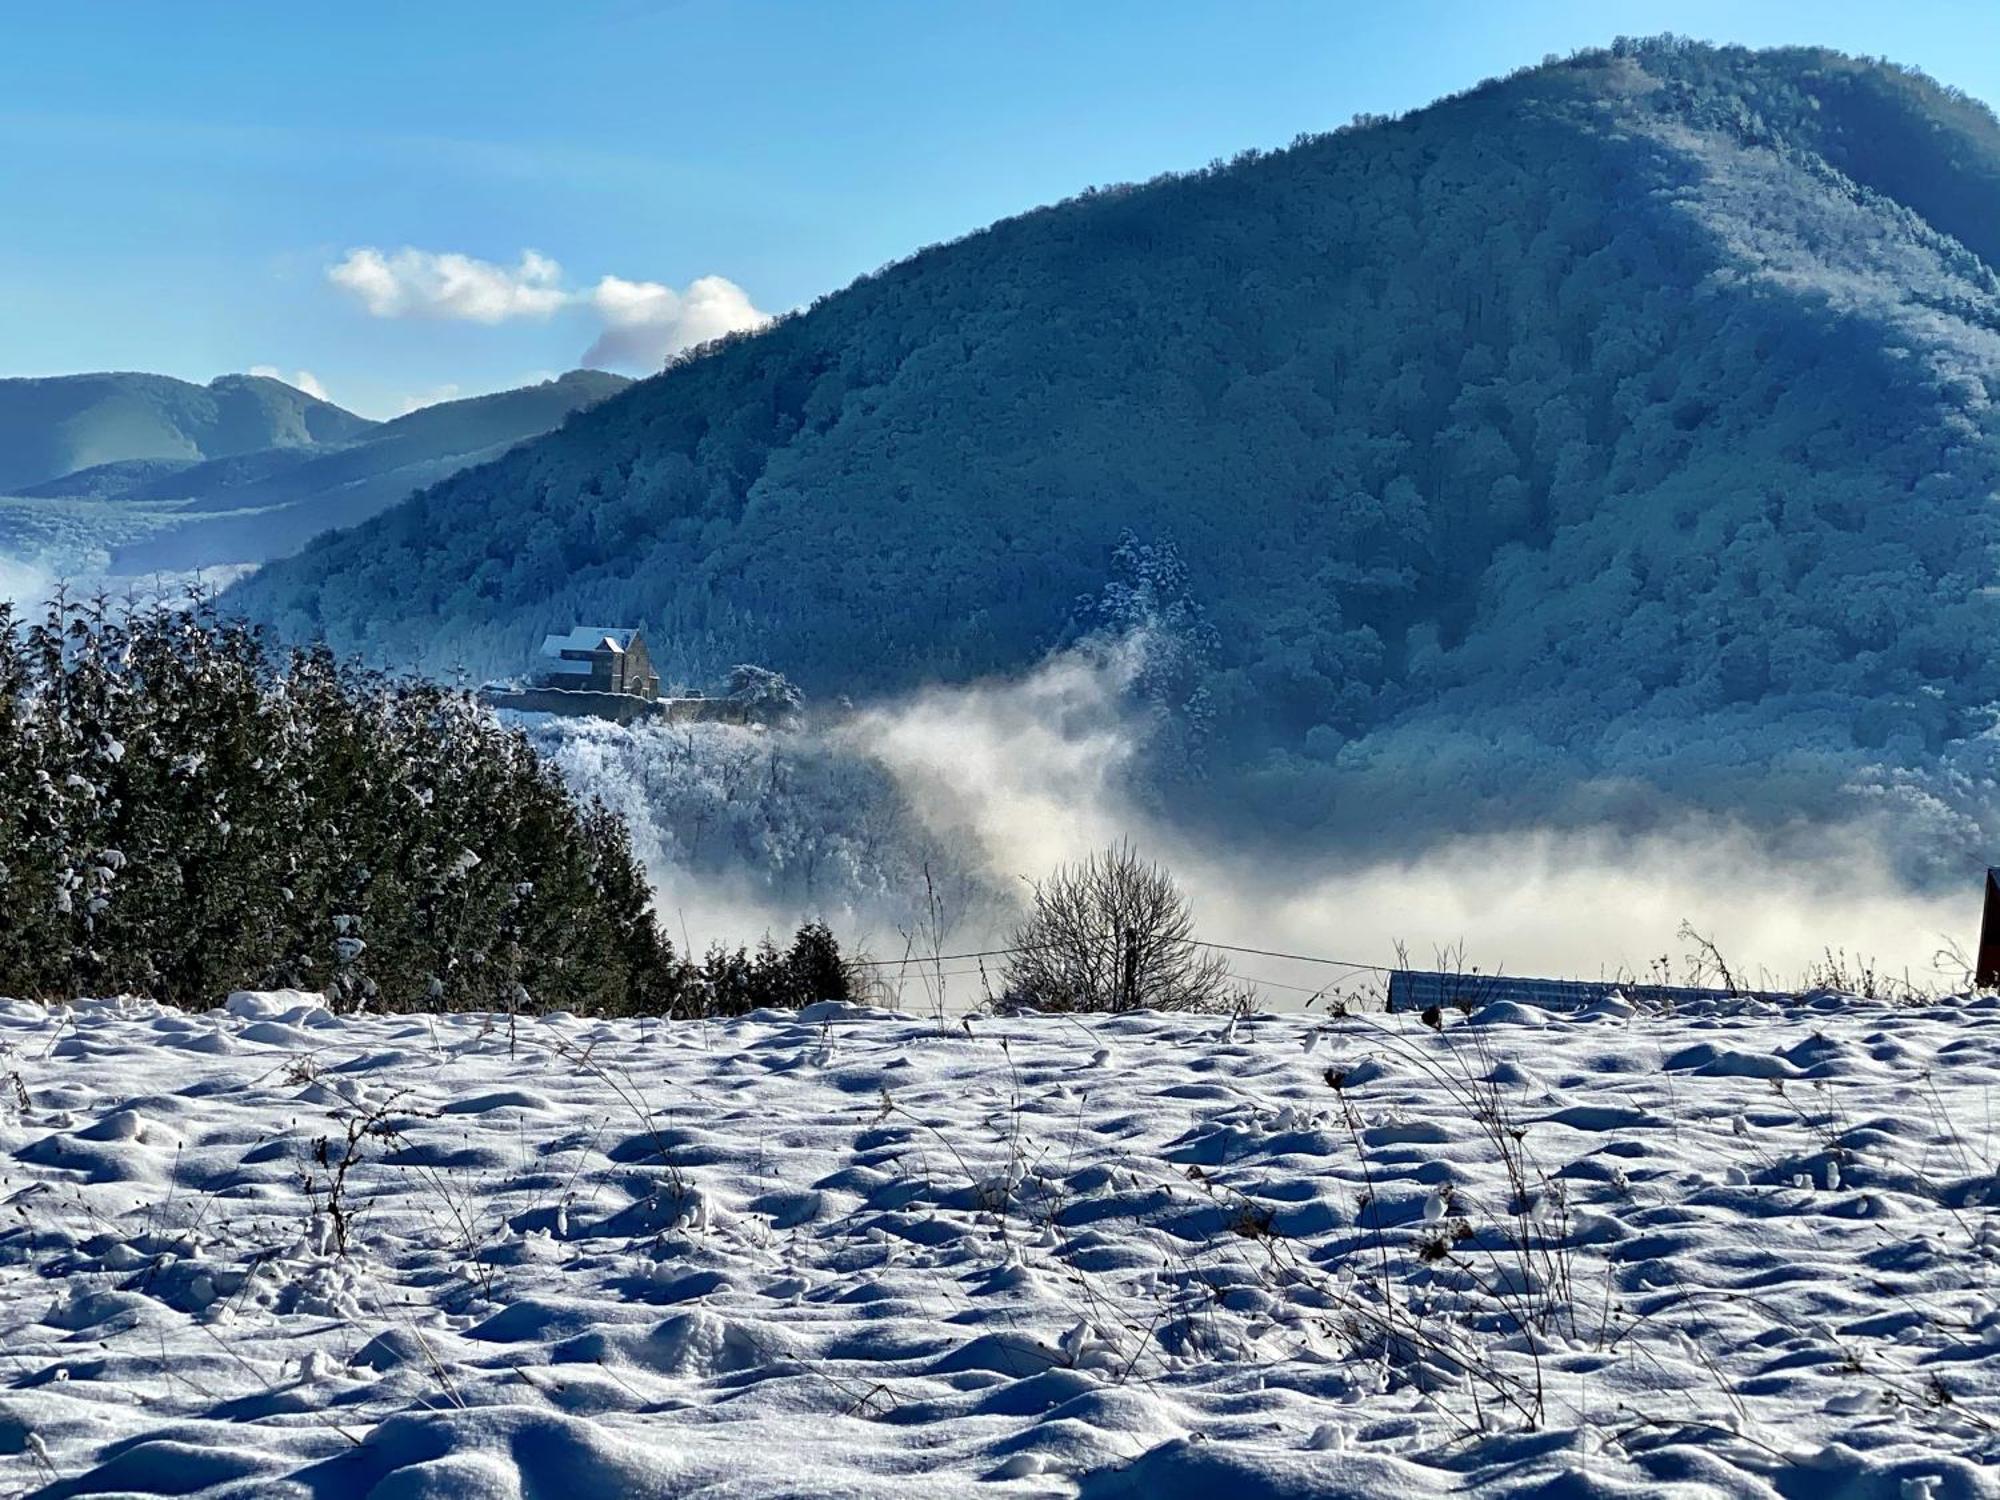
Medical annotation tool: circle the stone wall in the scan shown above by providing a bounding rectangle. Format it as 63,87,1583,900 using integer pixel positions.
479,687,752,726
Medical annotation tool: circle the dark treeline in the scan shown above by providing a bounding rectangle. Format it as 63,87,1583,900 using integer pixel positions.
0,595,850,1014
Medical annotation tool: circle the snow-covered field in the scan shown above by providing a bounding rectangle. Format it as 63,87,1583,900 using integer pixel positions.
1,990,1997,1498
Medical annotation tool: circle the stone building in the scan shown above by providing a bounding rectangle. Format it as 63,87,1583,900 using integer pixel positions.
534,627,661,699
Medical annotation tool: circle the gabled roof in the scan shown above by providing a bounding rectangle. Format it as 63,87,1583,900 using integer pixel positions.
538,626,640,660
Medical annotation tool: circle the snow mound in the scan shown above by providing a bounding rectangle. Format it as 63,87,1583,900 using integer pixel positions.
221,989,325,1021
350,1406,681,1498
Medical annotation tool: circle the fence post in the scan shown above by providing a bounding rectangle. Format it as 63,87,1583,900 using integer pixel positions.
1977,868,2000,989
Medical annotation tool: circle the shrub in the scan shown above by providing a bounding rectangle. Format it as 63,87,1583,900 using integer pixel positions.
1002,841,1233,1012
693,922,854,1016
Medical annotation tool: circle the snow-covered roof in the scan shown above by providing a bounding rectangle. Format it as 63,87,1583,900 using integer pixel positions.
538,626,639,660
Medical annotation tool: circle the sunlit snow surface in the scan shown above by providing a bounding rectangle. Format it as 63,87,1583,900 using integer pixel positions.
2,992,1997,1498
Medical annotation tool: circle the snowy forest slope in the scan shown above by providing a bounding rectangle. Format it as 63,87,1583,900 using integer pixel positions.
232,40,2000,846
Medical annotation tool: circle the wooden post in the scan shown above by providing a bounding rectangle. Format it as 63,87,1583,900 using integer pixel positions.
1978,868,2000,990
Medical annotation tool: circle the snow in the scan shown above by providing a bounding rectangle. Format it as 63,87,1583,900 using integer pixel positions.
538,628,636,661
1,990,1997,1497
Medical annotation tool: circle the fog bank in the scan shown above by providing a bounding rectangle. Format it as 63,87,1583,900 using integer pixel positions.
530,643,1984,1008
849,651,1978,1004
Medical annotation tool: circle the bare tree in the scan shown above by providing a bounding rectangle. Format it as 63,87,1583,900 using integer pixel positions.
1002,842,1233,1012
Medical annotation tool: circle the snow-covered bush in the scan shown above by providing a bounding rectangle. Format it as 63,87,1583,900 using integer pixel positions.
723,664,804,728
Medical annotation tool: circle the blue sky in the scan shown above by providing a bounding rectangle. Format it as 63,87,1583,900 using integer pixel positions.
5,0,1998,418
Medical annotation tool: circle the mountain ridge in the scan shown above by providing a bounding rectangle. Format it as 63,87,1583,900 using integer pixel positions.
228,39,2000,859
0,371,377,493
0,370,631,582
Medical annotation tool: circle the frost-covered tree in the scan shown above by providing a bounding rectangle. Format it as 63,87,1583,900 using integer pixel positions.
1071,533,1219,779
512,711,1004,939
725,664,804,728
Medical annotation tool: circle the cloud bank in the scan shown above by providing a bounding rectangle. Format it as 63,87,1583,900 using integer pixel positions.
0,555,57,611
326,246,769,370
525,638,1975,1012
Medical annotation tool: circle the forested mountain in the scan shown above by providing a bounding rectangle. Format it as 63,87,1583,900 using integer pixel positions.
0,372,374,492
0,371,629,585
231,40,2000,852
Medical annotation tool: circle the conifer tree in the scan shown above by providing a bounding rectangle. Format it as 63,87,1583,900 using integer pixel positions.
0,594,733,1015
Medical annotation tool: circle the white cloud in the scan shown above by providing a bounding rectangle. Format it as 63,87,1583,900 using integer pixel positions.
580,273,769,369
248,365,332,402
326,244,769,371
395,383,462,415
328,246,568,323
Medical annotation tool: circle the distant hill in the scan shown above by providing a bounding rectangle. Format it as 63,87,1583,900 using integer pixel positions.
0,371,630,584
105,370,631,573
231,40,2000,861
0,372,375,493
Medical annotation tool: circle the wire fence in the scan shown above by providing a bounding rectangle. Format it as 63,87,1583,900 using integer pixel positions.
849,932,1397,1010
847,935,1394,974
